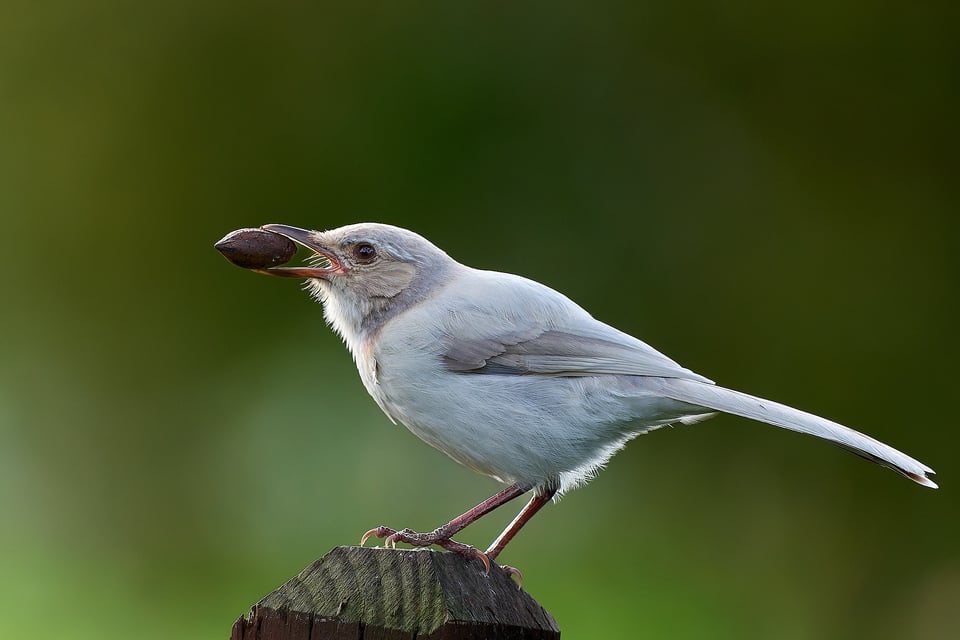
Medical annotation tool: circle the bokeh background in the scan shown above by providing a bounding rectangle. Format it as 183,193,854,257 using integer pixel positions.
1,2,956,638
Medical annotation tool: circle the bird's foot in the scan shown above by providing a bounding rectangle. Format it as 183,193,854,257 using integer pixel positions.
360,526,491,573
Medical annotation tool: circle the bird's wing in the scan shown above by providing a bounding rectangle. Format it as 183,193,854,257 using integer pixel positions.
438,272,713,383
444,327,713,382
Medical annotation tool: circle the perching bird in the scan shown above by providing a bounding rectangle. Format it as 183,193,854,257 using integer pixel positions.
217,222,936,575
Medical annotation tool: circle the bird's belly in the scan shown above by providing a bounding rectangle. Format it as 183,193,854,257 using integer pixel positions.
370,361,699,487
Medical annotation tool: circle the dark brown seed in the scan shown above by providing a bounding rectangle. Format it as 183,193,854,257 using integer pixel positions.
215,228,297,269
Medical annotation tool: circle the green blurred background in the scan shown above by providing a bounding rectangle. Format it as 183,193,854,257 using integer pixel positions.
1,2,956,638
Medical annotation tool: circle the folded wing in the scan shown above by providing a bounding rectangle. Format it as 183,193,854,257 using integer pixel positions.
444,325,714,382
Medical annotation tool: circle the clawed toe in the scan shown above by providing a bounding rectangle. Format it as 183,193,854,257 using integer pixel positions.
433,539,490,574
359,526,397,547
499,564,523,589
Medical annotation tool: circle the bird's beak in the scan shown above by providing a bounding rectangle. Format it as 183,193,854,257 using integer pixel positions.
256,224,343,279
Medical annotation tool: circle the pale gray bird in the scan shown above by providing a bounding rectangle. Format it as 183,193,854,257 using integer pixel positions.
220,222,936,574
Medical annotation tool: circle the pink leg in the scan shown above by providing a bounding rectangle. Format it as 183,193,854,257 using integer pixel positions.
485,487,557,561
360,483,529,570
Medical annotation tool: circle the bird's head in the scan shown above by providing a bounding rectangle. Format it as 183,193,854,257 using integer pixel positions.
258,223,458,340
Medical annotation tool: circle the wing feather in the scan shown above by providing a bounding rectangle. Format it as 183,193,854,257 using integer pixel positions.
438,290,712,382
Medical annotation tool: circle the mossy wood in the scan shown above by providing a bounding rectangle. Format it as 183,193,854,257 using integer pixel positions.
230,546,560,639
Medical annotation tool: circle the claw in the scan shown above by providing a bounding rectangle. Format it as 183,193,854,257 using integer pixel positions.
359,526,396,547
500,564,523,589
476,550,491,574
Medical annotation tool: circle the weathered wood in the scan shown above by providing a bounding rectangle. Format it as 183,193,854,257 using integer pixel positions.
231,546,560,640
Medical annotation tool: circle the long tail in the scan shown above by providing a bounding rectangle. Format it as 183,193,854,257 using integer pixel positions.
655,378,937,488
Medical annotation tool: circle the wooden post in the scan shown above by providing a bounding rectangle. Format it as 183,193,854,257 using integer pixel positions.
230,546,561,639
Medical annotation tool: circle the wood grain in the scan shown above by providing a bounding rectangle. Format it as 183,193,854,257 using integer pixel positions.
230,546,560,639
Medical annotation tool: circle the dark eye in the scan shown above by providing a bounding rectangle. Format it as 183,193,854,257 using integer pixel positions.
353,242,377,263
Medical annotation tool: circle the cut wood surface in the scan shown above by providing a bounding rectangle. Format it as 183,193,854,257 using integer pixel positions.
231,545,560,639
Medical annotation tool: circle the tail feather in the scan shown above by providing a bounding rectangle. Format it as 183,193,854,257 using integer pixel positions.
656,378,937,489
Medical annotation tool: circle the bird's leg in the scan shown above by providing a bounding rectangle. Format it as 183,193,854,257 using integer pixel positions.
360,483,529,569
484,486,557,586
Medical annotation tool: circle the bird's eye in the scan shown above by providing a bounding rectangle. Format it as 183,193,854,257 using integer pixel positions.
353,242,377,263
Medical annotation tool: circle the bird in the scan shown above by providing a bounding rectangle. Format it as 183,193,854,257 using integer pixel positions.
217,222,937,576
